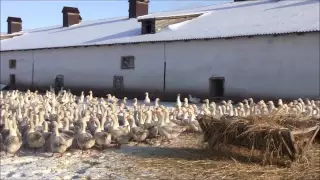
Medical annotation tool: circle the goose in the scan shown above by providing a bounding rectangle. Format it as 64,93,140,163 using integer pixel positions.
156,111,186,143
108,114,130,148
176,94,182,108
122,97,128,104
76,119,95,154
188,94,200,104
278,99,284,107
186,109,202,132
132,98,138,108
50,121,68,157
93,118,111,150
41,121,52,152
154,98,160,108
162,107,180,127
144,109,158,138
60,117,75,150
183,98,189,108
1,113,10,141
144,92,151,106
26,118,46,153
313,107,320,118
106,94,113,103
127,112,148,144
4,120,21,156
203,99,210,109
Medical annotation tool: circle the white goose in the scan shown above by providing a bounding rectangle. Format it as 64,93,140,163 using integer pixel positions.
188,94,200,104
144,92,151,106
176,94,182,108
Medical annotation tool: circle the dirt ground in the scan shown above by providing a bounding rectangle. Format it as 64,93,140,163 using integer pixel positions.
0,134,319,180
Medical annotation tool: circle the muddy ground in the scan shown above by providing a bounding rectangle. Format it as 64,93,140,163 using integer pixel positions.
0,134,319,180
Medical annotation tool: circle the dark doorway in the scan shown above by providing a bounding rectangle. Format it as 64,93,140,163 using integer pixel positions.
209,77,225,97
9,74,16,85
54,74,64,93
113,76,124,92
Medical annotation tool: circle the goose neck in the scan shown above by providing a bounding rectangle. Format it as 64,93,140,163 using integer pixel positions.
8,121,17,137
81,120,87,134
112,115,119,129
95,119,102,132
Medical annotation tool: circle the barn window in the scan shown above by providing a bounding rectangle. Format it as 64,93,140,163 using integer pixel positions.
9,74,16,85
9,59,16,69
121,56,135,69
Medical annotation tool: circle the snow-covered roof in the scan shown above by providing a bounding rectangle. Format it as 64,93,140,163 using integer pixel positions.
1,0,319,52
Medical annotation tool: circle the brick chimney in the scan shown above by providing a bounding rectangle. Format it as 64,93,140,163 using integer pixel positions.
128,0,149,18
62,6,81,27
7,17,22,34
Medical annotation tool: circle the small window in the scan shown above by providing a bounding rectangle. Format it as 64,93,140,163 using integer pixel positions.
9,59,16,69
9,74,16,85
146,22,152,33
142,20,155,34
121,56,135,69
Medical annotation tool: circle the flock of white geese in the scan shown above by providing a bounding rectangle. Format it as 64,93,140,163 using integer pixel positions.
0,89,319,157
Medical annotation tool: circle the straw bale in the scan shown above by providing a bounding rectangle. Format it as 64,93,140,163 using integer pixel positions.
197,114,319,162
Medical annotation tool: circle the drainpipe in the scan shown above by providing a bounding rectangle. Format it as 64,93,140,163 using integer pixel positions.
163,42,166,92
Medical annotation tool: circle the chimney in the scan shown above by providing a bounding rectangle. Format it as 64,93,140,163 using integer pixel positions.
7,17,22,34
62,6,81,27
128,0,149,18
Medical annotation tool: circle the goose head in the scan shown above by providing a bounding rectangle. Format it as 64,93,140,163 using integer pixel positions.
184,98,188,103
203,99,209,104
248,98,254,104
267,101,274,107
243,99,249,105
106,94,112,99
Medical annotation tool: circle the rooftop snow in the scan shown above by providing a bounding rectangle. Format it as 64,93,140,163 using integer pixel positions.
1,0,319,52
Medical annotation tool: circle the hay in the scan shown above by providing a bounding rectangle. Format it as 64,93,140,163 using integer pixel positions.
131,134,320,180
197,114,320,163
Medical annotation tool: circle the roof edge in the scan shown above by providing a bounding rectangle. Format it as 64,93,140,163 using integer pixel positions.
1,30,319,52
137,12,207,21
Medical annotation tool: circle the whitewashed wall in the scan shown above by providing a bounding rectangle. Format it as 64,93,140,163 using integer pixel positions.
165,32,320,98
1,32,319,98
32,43,165,91
0,51,33,86
0,43,165,92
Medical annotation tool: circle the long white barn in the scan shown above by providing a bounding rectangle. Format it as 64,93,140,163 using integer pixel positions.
0,0,319,100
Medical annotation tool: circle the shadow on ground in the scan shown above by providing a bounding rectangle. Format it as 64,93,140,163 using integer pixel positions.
115,145,271,166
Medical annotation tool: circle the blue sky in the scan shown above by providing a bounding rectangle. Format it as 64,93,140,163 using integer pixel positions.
0,0,230,33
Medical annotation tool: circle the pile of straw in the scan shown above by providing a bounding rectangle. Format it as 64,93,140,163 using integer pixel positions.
197,113,319,163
